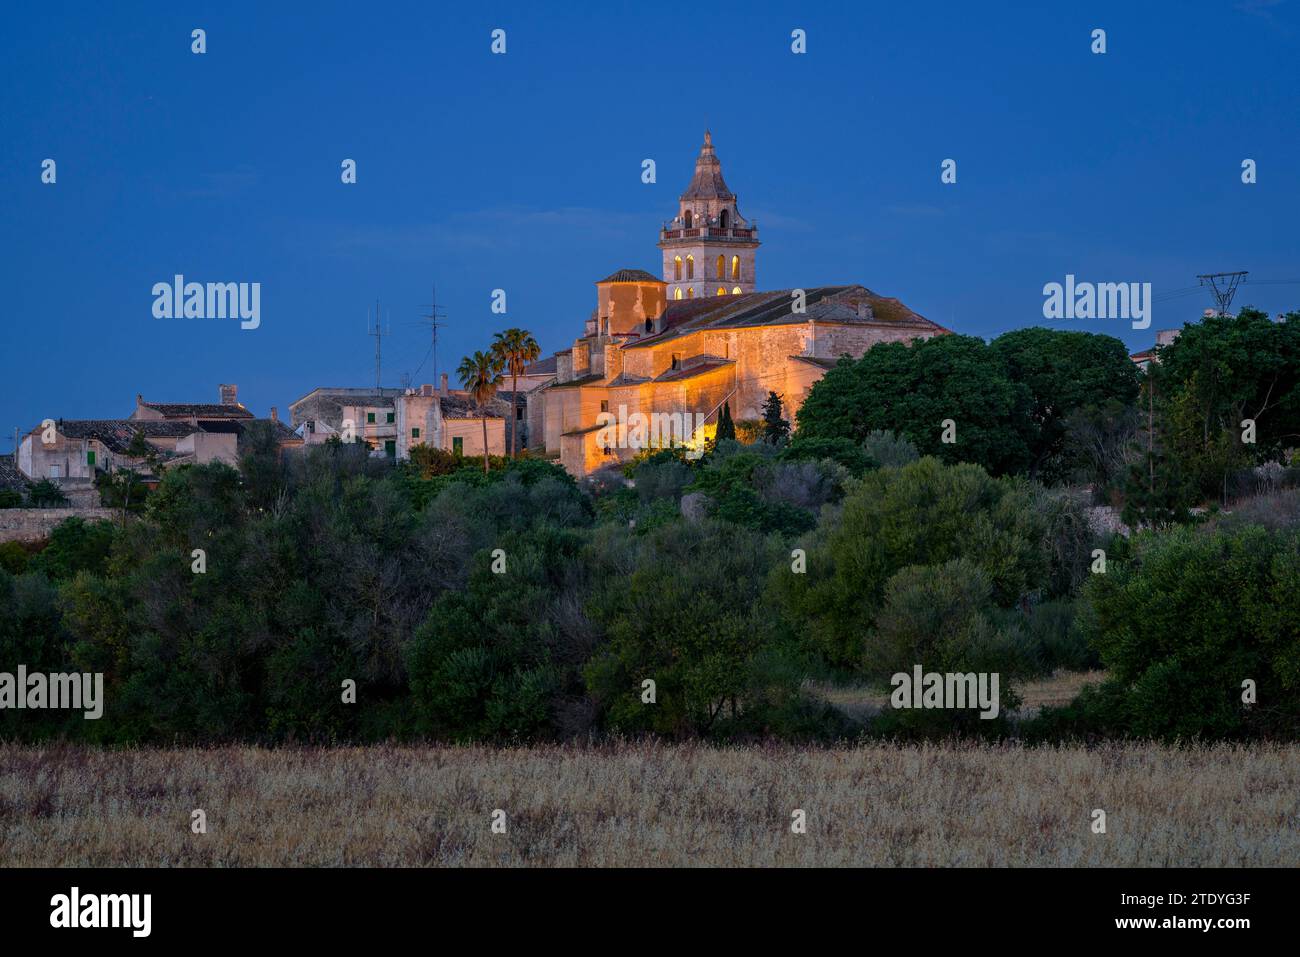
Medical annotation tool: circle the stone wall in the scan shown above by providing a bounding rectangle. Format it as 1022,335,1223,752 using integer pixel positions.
0,507,118,543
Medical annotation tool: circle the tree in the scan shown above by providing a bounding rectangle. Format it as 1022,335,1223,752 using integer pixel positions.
795,335,1036,476
490,328,541,459
990,328,1141,482
1152,308,1300,503
761,392,789,444
458,350,504,474
716,401,736,442
26,478,68,508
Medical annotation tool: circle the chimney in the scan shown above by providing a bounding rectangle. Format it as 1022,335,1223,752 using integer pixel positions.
219,383,238,406
421,383,433,397
270,406,278,422
439,373,449,397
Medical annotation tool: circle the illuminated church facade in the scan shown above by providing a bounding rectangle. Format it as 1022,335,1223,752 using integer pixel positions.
528,132,948,476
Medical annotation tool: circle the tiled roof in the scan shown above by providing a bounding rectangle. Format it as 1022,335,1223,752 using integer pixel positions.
654,359,735,383
598,269,663,284
439,394,508,420
522,355,558,375
0,455,28,491
55,419,202,453
624,285,946,349
547,373,606,390
141,402,253,419
789,355,840,370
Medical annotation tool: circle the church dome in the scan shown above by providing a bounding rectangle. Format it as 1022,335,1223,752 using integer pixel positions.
598,269,664,284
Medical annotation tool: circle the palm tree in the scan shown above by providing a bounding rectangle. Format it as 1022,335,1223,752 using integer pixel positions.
490,328,541,459
457,350,503,473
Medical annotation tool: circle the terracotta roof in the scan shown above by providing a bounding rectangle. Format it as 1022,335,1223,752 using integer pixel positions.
598,269,663,284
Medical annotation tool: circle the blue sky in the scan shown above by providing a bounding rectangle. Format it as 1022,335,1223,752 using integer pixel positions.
2,0,1298,443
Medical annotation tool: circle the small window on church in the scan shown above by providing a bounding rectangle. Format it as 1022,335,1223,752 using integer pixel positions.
671,354,681,370
686,255,694,279
720,208,730,229
716,254,725,279
684,210,693,228
674,256,682,280
645,318,653,333
674,288,682,300
731,255,740,281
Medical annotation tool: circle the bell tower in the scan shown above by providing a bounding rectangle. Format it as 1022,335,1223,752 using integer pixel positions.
658,131,760,301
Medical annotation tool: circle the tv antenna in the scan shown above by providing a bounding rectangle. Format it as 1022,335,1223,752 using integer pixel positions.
369,298,391,389
419,284,448,385
1196,271,1248,316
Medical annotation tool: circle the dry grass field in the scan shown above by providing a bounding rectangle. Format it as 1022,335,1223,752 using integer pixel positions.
2,741,1297,866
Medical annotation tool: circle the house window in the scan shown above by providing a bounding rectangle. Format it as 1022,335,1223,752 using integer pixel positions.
453,436,463,454
384,440,396,457
412,428,420,439
386,412,394,423
87,450,96,467
367,412,376,424
516,406,523,420
600,399,609,413
671,354,681,370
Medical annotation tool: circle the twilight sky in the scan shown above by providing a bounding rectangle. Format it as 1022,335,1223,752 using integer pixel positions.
2,0,1298,445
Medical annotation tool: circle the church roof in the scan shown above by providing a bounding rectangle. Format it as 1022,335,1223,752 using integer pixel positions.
598,269,663,284
624,285,947,349
680,131,735,201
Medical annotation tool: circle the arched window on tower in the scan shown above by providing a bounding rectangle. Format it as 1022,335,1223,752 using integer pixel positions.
731,286,742,295
683,210,693,229
674,256,682,281
731,256,740,282
674,287,682,300
687,287,695,299
716,287,726,296
719,208,729,229
685,255,694,279
716,254,725,279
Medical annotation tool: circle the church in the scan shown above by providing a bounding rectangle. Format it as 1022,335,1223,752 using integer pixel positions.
528,132,948,476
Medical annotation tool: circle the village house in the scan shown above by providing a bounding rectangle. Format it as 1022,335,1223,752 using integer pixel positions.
528,132,949,476
15,384,298,497
289,374,519,460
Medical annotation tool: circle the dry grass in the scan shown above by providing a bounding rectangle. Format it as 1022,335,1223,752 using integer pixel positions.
806,669,1109,722
2,741,1297,866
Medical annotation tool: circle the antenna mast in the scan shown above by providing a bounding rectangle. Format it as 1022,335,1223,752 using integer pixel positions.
370,298,390,389
1196,271,1248,316
420,284,447,385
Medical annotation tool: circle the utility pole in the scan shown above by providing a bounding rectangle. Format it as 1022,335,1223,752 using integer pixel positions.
419,284,447,387
1196,271,1248,316
369,298,390,390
